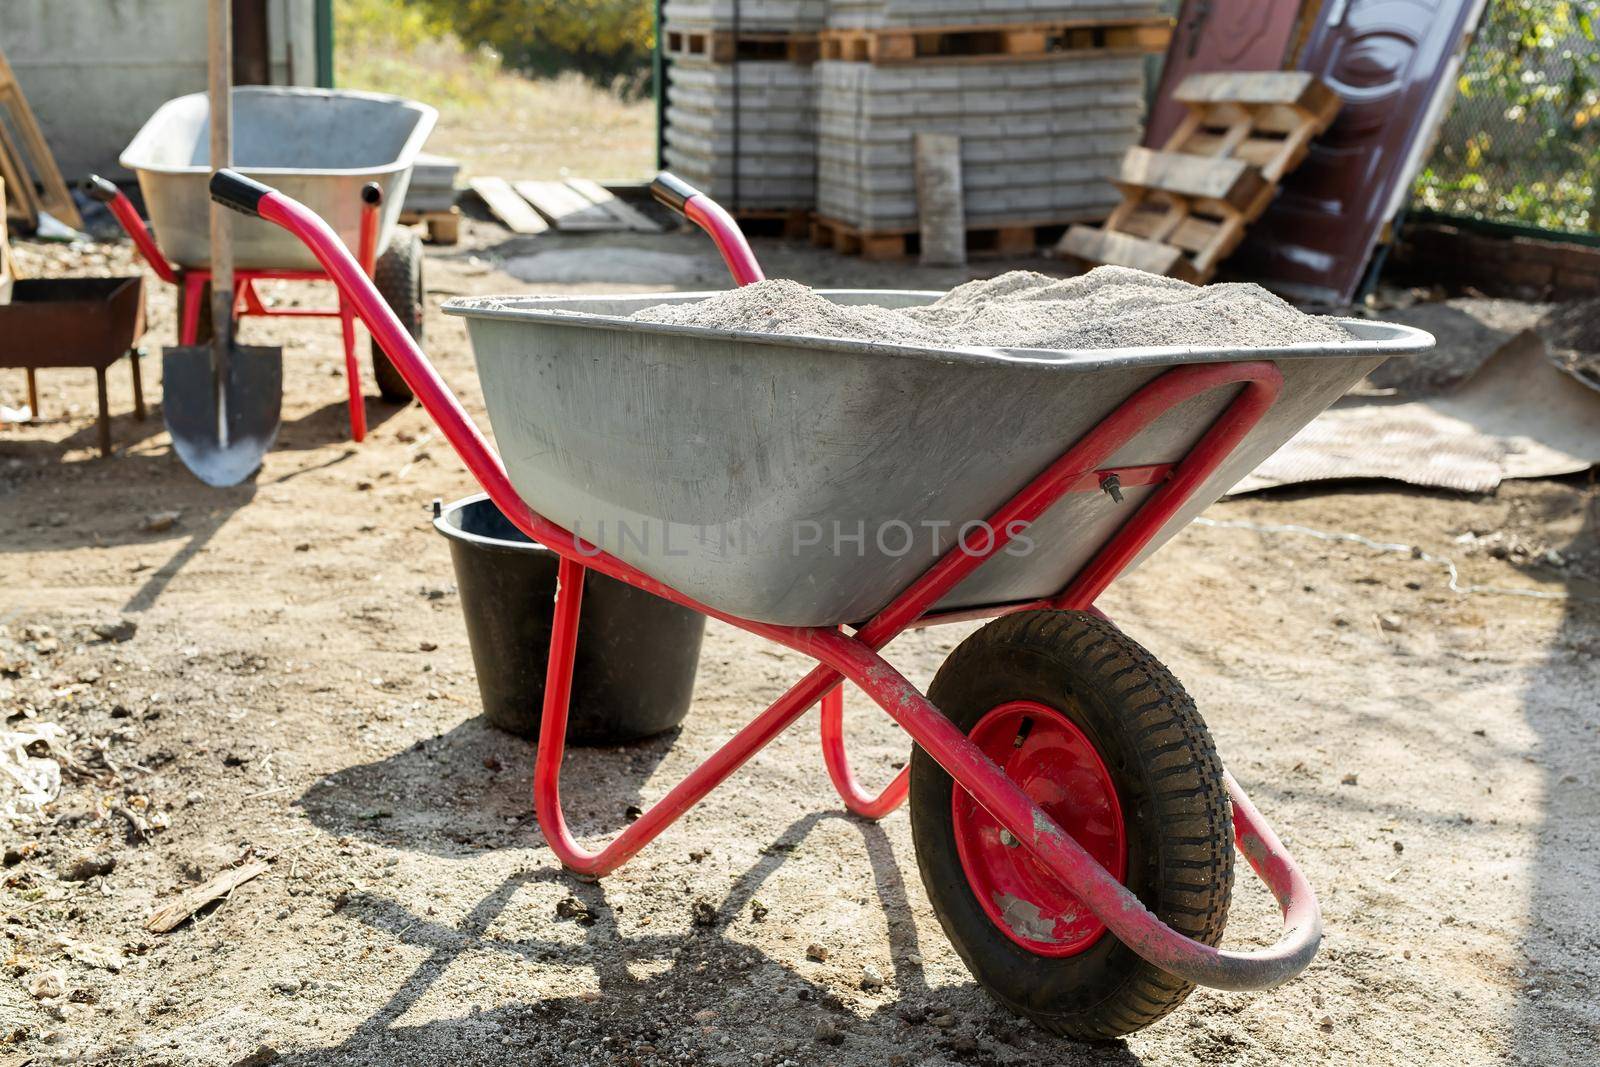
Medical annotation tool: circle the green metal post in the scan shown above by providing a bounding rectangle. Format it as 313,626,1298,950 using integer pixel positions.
314,0,335,88
654,0,666,170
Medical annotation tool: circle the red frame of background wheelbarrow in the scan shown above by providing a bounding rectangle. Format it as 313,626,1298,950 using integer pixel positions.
240,175,1322,993
96,182,385,442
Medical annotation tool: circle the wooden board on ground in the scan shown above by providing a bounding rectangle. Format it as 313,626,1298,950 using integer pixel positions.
146,858,270,933
0,45,83,231
563,179,664,233
914,133,965,267
468,177,549,235
512,180,625,232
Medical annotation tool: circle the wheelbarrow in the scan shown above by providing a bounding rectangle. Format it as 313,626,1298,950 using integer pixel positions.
85,87,437,442
210,167,1433,1037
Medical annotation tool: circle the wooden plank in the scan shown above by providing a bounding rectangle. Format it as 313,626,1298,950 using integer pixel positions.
145,858,270,933
0,112,39,230
1057,224,1192,279
1174,132,1283,169
0,47,81,230
563,179,663,233
1116,147,1265,207
1,177,14,304
512,179,623,231
914,133,965,267
468,177,548,235
1175,71,1318,107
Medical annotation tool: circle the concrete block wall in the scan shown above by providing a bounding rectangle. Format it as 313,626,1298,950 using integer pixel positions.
663,61,817,211
816,55,1144,231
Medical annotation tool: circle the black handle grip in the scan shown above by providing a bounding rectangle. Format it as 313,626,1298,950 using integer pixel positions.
82,175,120,203
649,172,701,216
361,182,383,207
209,169,274,218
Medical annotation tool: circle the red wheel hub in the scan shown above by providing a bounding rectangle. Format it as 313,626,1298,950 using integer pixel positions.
951,700,1126,956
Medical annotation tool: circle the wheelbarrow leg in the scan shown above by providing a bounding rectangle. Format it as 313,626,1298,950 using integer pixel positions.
25,368,39,419
533,554,587,869
94,367,111,457
340,301,366,442
129,349,146,420
820,683,909,819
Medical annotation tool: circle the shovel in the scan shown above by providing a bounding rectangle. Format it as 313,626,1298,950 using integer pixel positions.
163,0,282,487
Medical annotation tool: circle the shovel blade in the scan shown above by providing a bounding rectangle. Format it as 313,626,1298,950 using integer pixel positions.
162,344,283,487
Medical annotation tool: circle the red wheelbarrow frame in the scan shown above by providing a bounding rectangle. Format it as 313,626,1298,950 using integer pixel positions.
84,175,385,443
212,169,1322,993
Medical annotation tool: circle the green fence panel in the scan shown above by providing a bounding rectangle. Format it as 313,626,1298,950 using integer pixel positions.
1413,0,1600,239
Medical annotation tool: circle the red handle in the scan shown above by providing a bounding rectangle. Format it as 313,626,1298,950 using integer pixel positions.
87,174,177,284
649,171,764,286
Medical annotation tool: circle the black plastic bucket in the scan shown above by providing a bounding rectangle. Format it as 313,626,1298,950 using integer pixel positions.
433,494,705,744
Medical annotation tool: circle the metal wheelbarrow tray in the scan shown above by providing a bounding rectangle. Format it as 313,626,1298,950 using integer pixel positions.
212,168,1436,1038
449,294,1425,626
120,87,435,271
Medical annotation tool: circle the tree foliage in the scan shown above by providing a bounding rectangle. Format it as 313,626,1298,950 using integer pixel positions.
409,0,654,86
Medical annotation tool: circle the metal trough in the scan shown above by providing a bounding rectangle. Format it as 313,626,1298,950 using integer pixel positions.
120,87,436,271
445,292,1433,627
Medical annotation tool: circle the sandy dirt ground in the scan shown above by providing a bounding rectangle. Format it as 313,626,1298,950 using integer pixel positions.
2,218,1597,1067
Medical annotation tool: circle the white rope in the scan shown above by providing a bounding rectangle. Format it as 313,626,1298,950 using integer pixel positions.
1192,516,1589,602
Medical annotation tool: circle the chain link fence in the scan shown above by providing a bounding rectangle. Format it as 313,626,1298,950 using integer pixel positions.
1413,1,1600,238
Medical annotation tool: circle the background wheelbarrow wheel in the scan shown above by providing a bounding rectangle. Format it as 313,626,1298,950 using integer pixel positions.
911,610,1233,1039
371,230,423,402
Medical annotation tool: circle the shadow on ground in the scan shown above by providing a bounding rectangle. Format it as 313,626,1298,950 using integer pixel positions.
276,810,1142,1066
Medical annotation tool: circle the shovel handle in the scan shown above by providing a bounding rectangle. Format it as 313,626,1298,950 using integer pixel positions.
648,171,764,287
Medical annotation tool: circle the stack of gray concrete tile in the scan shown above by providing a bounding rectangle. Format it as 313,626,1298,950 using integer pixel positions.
664,60,817,212
816,54,1144,232
663,0,825,31
402,153,460,215
828,0,1158,28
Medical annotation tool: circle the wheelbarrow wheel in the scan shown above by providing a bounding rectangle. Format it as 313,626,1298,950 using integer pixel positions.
371,230,423,403
910,610,1233,1039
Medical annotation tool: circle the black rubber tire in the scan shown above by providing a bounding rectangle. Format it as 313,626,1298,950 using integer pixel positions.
911,610,1233,1040
175,278,214,346
371,230,423,403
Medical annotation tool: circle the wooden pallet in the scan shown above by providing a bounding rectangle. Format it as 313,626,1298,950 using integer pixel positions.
810,214,1088,260
399,206,460,245
819,17,1170,64
0,45,82,232
664,27,819,63
1058,72,1340,283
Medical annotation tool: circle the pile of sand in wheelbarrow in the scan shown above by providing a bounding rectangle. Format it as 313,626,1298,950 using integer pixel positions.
629,266,1353,350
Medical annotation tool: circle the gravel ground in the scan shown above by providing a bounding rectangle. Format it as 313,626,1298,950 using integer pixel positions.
2,220,1597,1066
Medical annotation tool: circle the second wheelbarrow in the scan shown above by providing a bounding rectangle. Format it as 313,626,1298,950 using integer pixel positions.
86,87,437,443
209,167,1433,1038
